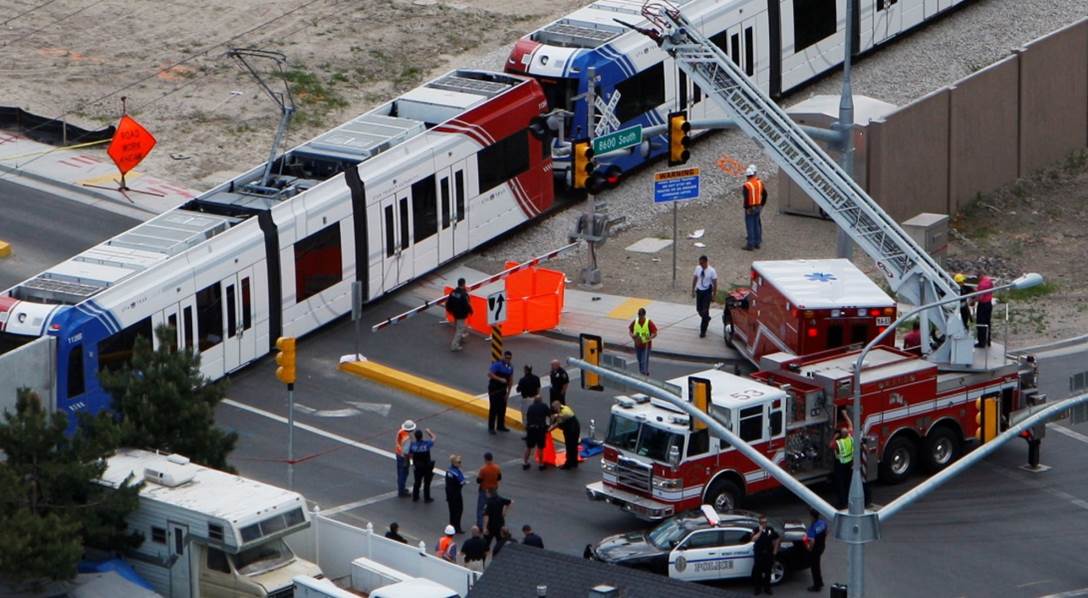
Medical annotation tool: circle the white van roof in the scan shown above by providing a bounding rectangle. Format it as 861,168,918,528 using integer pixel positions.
753,259,894,310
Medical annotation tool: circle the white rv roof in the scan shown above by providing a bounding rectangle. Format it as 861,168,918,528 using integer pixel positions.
753,259,894,310
100,448,306,524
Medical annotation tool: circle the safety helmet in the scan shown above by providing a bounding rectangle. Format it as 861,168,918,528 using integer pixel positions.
444,525,456,535
954,273,966,284
745,164,757,177
401,420,417,432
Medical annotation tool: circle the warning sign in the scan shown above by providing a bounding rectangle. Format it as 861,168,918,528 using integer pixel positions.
107,115,157,175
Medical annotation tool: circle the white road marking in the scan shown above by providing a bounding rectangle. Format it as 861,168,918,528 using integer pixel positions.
346,401,392,417
293,403,362,417
1040,588,1088,598
1048,423,1088,444
1017,580,1054,589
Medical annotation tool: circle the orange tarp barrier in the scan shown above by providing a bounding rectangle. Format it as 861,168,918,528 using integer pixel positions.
445,262,565,337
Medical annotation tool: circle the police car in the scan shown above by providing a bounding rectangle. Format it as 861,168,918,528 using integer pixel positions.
589,506,810,585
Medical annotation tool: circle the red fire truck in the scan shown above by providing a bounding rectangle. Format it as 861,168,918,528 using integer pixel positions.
586,346,1022,520
724,259,897,365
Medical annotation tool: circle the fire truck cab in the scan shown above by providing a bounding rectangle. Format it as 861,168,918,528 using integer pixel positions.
724,259,897,365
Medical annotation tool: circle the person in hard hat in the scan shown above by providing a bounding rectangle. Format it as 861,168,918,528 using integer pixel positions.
628,307,658,375
741,164,767,251
955,273,974,329
436,524,458,562
395,420,415,498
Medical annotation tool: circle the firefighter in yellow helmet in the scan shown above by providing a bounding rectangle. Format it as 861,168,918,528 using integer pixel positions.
954,273,973,328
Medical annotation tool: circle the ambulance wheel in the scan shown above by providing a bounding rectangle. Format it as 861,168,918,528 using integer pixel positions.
704,479,741,512
723,322,735,348
923,426,962,472
770,560,787,585
879,435,917,484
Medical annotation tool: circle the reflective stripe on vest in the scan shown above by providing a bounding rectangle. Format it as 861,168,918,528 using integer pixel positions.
632,318,651,343
836,436,855,464
744,177,764,208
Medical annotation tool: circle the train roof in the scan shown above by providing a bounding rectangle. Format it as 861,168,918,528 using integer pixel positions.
2,69,529,313
752,259,895,310
526,0,704,49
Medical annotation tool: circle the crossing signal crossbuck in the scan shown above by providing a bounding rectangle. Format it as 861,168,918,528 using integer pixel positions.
275,336,297,385
668,111,691,166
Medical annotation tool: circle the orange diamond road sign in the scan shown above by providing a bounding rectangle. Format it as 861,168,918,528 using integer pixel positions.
107,115,156,175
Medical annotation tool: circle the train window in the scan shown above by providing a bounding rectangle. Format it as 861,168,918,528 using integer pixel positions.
98,317,153,373
679,70,688,109
794,0,837,52
384,205,395,257
539,77,579,112
226,284,237,338
744,27,754,76
730,33,741,67
454,171,465,222
294,224,343,302
167,314,178,352
411,175,438,243
477,129,530,195
398,198,409,250
196,283,223,351
183,307,194,350
67,344,84,397
614,63,665,123
440,177,451,229
241,278,252,331
710,30,728,55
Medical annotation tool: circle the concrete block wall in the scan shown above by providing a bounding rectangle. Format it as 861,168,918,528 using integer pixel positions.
0,336,55,415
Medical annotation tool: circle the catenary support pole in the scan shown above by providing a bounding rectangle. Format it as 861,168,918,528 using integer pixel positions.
288,382,295,490
836,0,856,261
672,202,678,288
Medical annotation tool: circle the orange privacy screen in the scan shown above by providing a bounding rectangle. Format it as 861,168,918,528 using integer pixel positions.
445,263,565,336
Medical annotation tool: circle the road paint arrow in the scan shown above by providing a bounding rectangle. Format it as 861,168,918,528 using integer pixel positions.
346,401,392,418
293,403,362,418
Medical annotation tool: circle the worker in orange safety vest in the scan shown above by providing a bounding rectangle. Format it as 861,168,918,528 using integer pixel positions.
741,164,767,251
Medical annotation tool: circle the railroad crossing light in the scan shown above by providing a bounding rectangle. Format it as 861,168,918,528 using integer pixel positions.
688,377,711,431
275,336,297,385
587,164,622,194
580,333,603,391
668,111,691,166
571,139,595,190
974,397,998,443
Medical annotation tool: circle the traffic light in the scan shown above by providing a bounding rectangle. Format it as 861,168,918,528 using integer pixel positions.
275,336,297,385
587,164,622,195
974,397,998,443
688,377,711,431
571,139,594,190
580,333,603,391
668,111,691,166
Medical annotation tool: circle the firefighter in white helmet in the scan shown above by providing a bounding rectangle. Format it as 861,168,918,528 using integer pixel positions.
742,164,767,251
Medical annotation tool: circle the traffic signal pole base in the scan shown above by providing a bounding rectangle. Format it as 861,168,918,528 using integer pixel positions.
579,267,602,287
1019,463,1051,473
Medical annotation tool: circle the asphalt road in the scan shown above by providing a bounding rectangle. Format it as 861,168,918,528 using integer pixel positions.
218,292,1088,598
0,177,139,290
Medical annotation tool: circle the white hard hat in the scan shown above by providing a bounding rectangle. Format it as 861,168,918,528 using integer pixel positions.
401,420,417,432
745,164,757,177
444,524,456,535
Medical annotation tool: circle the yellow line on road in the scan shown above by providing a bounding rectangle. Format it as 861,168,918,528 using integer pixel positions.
607,297,651,320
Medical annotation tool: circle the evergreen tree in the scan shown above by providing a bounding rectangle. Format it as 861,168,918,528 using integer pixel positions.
100,325,238,471
0,389,141,587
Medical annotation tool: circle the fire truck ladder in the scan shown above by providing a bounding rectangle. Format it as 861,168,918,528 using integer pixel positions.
636,2,975,365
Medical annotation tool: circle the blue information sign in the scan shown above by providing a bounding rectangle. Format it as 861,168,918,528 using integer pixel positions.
653,167,701,203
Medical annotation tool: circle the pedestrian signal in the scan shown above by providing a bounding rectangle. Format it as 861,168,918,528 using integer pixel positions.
571,139,595,190
668,111,691,166
580,333,603,391
688,377,711,431
974,397,998,443
275,336,297,385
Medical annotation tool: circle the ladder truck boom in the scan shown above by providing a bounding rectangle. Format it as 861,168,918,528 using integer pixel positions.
636,2,976,365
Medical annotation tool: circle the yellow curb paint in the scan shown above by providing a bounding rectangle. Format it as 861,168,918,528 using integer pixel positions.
607,297,652,320
0,240,10,258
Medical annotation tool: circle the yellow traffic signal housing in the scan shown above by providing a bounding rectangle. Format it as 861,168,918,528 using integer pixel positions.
974,397,998,443
668,111,691,166
275,336,297,385
580,333,603,391
571,139,595,190
688,377,711,431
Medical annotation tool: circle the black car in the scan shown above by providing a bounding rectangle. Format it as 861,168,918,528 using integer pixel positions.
591,507,810,585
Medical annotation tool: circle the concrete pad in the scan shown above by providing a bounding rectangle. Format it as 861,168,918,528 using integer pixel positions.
624,237,673,253
606,297,653,320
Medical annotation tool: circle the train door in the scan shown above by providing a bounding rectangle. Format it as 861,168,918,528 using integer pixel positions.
178,296,197,354
451,163,469,254
220,267,256,373
725,17,758,81
380,192,413,290
162,304,180,351
435,158,471,261
410,174,440,275
873,0,903,45
676,67,707,121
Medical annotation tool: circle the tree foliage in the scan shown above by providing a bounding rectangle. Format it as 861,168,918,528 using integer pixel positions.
0,389,141,587
100,325,237,471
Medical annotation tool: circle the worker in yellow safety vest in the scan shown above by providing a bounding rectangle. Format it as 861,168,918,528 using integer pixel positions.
628,307,657,376
829,421,854,509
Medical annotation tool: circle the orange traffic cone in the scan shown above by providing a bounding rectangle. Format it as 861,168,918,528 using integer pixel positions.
539,432,566,467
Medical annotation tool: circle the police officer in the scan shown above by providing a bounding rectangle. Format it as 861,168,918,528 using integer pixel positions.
805,508,827,592
751,515,779,595
548,359,570,405
487,351,514,434
410,428,437,503
445,454,466,533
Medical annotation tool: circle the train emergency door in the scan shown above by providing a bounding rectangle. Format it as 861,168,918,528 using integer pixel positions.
220,267,256,373
722,18,757,82
380,193,414,291
873,0,903,45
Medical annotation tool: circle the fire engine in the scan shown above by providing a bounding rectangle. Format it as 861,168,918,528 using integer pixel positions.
587,345,1022,519
723,259,897,365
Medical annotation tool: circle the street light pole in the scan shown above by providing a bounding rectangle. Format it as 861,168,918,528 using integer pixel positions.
846,272,1042,597
836,0,856,260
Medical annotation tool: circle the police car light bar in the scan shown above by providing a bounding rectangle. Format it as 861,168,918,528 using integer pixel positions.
701,504,720,526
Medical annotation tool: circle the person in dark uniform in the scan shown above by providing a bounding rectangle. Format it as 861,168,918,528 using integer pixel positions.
487,351,514,434
550,400,581,469
482,488,512,547
751,515,780,595
460,526,489,573
515,364,541,423
409,428,436,503
522,395,551,471
521,524,544,548
805,508,827,592
445,454,466,533
385,522,406,544
548,359,570,405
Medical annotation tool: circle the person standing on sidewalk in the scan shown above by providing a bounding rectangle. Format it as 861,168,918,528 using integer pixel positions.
445,454,466,533
548,359,569,405
974,272,994,348
742,164,767,251
475,452,501,529
487,351,514,434
410,428,437,503
445,278,473,352
394,420,415,498
522,395,551,470
805,508,827,592
628,307,657,376
515,364,541,423
550,400,581,470
691,255,718,338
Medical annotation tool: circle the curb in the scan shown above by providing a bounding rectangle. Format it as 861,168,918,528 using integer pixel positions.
0,163,160,218
338,360,564,441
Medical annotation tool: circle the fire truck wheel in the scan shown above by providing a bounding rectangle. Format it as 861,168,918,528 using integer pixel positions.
879,436,917,484
704,479,742,512
923,426,962,472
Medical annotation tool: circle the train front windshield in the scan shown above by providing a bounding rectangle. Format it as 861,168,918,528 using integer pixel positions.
539,77,579,112
0,330,35,356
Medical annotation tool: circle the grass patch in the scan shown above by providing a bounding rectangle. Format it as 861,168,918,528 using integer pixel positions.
281,68,348,127
999,281,1058,302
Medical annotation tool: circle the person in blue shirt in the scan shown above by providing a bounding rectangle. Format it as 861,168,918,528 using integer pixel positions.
487,350,514,434
409,428,437,502
445,454,466,533
805,508,828,592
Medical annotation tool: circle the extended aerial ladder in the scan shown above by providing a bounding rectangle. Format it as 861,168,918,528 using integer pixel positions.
632,1,976,366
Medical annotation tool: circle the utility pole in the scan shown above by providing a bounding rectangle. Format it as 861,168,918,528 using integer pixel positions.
836,0,856,260
580,66,602,287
